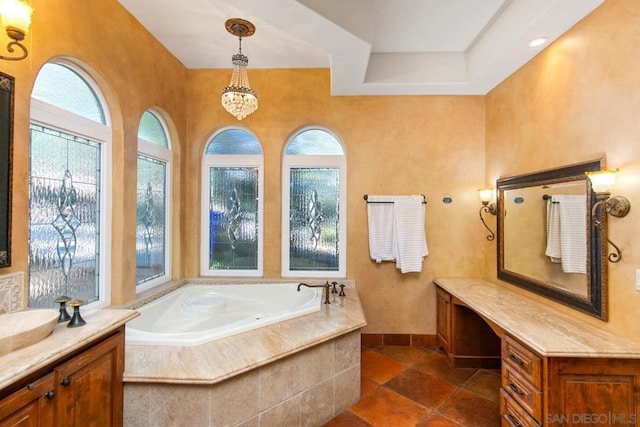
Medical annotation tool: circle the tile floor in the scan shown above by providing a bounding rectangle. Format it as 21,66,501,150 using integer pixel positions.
324,345,501,427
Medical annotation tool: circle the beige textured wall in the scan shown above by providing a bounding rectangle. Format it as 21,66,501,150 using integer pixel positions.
2,0,186,305
486,0,640,340
185,69,487,334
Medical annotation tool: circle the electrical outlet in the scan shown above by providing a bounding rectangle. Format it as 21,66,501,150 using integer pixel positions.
636,269,640,291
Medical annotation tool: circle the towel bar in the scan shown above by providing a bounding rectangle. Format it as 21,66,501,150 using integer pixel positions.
363,194,426,204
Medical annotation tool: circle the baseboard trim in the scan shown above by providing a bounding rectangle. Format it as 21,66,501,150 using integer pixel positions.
361,333,438,348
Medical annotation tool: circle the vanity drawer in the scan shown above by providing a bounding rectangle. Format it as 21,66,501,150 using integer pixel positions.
500,389,540,427
502,335,542,388
502,363,542,422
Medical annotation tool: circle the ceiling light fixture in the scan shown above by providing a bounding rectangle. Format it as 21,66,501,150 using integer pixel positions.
221,18,258,121
528,37,548,48
0,0,33,61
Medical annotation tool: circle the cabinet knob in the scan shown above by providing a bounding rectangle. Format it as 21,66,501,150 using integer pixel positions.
45,390,56,400
60,377,71,387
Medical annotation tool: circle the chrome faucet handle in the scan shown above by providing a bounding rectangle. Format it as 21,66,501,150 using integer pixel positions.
339,284,346,297
331,281,338,293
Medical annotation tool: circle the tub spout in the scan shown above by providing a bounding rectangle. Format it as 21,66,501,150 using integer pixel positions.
297,282,331,304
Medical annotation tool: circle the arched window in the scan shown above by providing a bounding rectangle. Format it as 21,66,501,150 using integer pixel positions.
201,128,263,276
136,110,172,290
29,61,111,309
282,127,346,277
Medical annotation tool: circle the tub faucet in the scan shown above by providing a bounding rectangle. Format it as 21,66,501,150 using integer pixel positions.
297,282,331,304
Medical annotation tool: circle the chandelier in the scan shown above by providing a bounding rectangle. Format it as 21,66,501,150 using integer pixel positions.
221,18,258,120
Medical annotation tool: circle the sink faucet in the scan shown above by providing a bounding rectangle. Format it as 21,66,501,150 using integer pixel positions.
297,281,331,304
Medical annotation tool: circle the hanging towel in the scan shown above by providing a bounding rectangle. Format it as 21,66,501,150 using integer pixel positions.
557,194,587,274
367,195,397,263
545,198,562,263
393,196,429,273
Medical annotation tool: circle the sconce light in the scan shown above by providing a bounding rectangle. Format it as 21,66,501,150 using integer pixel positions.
0,0,33,61
586,169,631,263
478,188,497,241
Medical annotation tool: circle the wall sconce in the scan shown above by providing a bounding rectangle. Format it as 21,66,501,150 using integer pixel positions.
586,169,630,262
478,188,497,241
0,0,32,61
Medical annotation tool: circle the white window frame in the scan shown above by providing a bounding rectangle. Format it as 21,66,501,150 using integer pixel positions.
200,130,264,277
29,63,112,312
282,135,347,278
136,110,172,293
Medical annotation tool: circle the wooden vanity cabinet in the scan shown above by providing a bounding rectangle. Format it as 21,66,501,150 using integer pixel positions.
0,327,125,427
435,284,640,427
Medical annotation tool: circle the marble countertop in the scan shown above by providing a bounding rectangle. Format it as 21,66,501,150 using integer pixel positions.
0,309,139,390
124,288,367,384
434,277,640,358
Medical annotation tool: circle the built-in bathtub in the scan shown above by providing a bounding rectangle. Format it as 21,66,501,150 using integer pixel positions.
122,279,367,427
126,282,322,346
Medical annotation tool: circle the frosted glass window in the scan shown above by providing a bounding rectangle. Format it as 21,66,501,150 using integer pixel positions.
136,110,171,288
206,128,263,155
28,125,101,308
31,63,106,124
285,129,344,155
138,111,168,148
136,156,167,284
282,127,346,277
201,128,263,276
289,168,340,271
207,167,259,270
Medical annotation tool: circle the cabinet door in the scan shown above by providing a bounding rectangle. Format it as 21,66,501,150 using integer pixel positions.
0,373,55,427
548,357,640,427
436,287,451,352
54,330,124,427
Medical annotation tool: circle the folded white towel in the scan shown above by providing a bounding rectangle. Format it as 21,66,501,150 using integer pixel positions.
557,195,587,274
367,195,396,263
393,196,428,273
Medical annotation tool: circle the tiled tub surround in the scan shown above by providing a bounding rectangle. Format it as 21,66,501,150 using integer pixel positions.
122,279,366,427
0,271,24,314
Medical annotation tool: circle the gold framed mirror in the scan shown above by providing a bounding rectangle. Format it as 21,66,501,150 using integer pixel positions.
496,159,607,319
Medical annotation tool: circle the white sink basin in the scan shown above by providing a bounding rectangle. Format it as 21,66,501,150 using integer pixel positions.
0,309,59,357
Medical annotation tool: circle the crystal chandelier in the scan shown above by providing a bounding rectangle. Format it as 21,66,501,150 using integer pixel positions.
221,18,258,120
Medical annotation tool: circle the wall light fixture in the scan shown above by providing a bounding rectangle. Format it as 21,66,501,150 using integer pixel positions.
0,0,32,61
478,188,497,241
586,169,630,263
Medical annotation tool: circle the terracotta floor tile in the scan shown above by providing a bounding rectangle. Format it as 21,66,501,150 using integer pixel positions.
385,368,457,409
436,389,501,427
323,411,372,427
350,387,431,427
417,413,464,427
463,370,501,403
361,349,409,384
376,346,435,365
412,352,477,386
360,376,379,397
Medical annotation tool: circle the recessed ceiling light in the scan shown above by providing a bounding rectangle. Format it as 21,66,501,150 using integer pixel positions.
528,37,548,48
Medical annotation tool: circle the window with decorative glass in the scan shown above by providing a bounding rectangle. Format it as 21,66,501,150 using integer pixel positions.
136,110,171,290
201,128,263,276
282,127,346,277
29,62,111,309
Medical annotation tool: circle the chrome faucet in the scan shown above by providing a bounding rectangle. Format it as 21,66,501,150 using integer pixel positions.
297,281,331,304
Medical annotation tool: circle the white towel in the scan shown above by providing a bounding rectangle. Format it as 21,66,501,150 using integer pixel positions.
367,195,396,263
545,198,562,263
393,197,428,273
367,195,428,273
557,195,587,274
